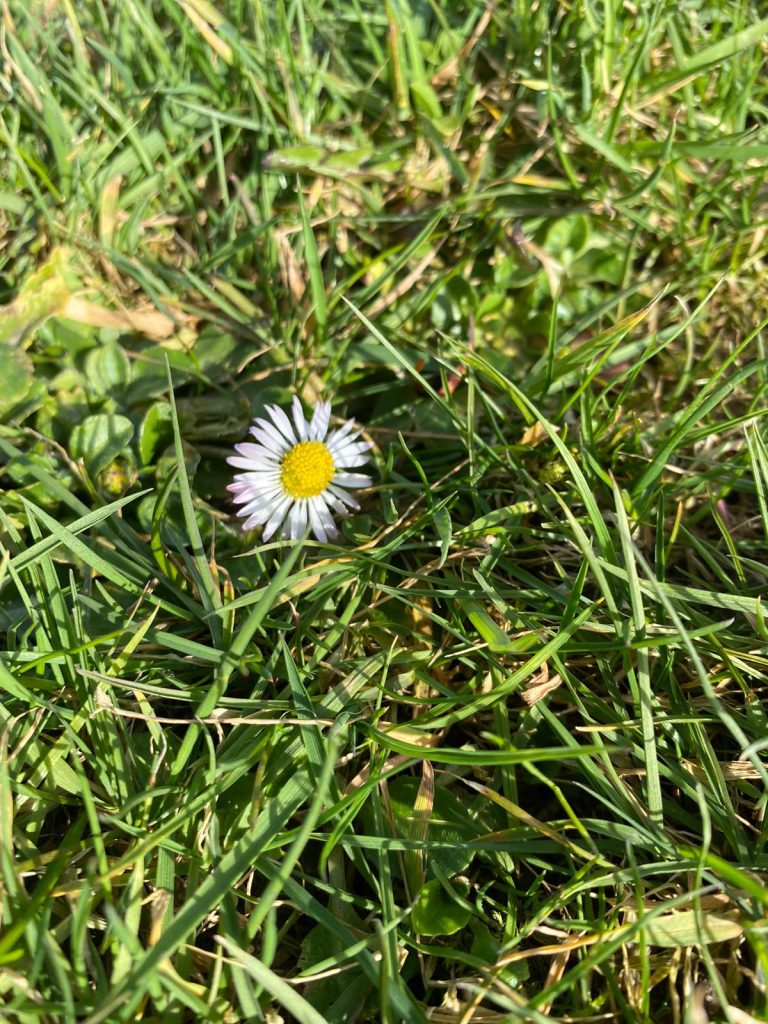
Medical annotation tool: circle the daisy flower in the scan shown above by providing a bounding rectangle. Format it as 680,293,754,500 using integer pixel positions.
227,397,372,542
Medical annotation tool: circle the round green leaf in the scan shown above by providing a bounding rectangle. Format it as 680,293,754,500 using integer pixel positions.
70,413,134,475
411,879,472,936
84,342,132,396
0,345,34,417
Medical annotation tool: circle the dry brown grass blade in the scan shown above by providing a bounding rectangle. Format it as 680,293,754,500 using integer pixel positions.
404,760,434,897
62,297,177,339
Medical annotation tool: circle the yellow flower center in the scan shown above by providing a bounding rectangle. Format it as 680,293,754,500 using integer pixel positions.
280,440,335,499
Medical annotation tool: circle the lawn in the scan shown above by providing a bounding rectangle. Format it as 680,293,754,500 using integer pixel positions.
1,1,768,1021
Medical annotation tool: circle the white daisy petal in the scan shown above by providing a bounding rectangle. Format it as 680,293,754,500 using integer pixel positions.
327,439,366,459
292,396,309,440
237,489,285,517
237,458,278,473
262,496,293,540
314,497,338,538
242,509,274,530
232,486,280,507
266,404,299,445
309,401,331,440
333,453,372,469
307,498,327,542
248,424,290,455
328,484,360,509
237,469,281,483
333,472,372,488
288,501,308,540
333,440,373,457
227,455,278,471
320,490,348,516
233,442,274,462
243,494,283,530
326,419,361,445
